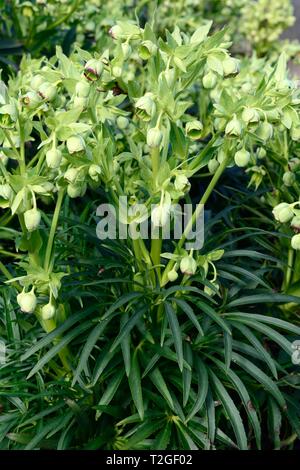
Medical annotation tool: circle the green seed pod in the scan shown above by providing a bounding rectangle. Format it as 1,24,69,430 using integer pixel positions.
116,116,129,129
225,114,242,137
31,74,44,91
64,167,79,184
174,174,190,193
17,288,37,313
208,158,219,174
88,164,101,181
257,147,266,159
38,82,57,101
66,136,85,154
257,121,273,141
234,148,250,167
202,71,217,89
138,40,157,60
24,208,41,232
272,202,294,223
46,148,62,169
41,302,56,320
75,81,90,98
147,127,163,148
84,59,104,81
186,120,203,140
180,256,197,276
242,107,260,125
22,91,41,109
167,269,178,282
283,171,295,187
222,57,239,77
291,233,300,250
135,93,156,121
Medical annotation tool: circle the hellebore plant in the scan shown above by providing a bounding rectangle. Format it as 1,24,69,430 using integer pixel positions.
1,18,300,450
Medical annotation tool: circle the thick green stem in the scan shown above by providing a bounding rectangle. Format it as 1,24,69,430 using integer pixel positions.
161,155,229,286
283,248,294,290
151,146,160,185
44,189,65,272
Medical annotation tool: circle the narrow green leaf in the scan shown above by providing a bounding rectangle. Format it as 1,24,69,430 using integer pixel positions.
186,358,208,422
172,297,204,335
165,302,183,372
110,304,147,353
128,351,144,421
96,370,125,419
149,368,174,410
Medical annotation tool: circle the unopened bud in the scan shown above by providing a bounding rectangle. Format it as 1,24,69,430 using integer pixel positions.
272,202,293,223
24,208,41,231
202,71,217,89
17,288,37,313
46,148,62,169
234,148,250,167
180,256,197,276
66,135,85,153
147,127,163,148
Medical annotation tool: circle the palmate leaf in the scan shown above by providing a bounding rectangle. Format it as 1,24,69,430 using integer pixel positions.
209,370,248,450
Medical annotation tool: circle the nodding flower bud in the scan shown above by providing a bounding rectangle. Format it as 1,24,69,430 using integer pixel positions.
64,167,79,184
234,148,250,167
38,82,57,101
257,121,273,141
151,203,171,227
31,74,44,91
147,127,163,148
116,116,129,129
74,96,88,108
46,148,62,169
17,288,37,313
225,114,242,137
135,93,156,121
0,103,17,129
167,269,178,282
67,183,86,199
185,120,203,140
109,24,123,39
112,66,122,78
88,164,101,181
291,233,300,250
272,202,294,223
257,147,266,159
22,91,41,109
180,256,197,276
202,71,217,89
121,43,132,60
41,302,56,320
222,57,239,77
208,158,220,174
160,69,176,89
84,59,104,81
283,171,295,187
291,126,300,141
24,208,41,232
291,215,300,232
138,40,157,60
75,81,90,98
66,135,85,154
174,174,190,193
0,183,12,200
242,107,260,125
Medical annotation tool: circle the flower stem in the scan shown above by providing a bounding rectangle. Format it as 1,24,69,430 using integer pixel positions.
44,189,65,272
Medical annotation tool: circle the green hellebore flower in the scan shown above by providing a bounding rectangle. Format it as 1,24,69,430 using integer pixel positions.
22,91,42,109
180,256,197,276
0,183,12,200
186,120,203,140
41,302,56,320
109,24,123,39
147,127,163,148
151,203,171,227
24,208,41,232
167,269,178,282
283,171,295,187
84,59,104,81
46,148,62,169
242,107,260,125
31,74,44,91
67,183,87,199
64,167,79,184
222,57,239,77
225,114,242,137
138,40,157,60
202,71,217,89
208,158,219,174
160,69,176,89
291,216,300,231
291,126,300,141
0,103,17,129
17,288,37,314
121,43,132,60
74,96,88,108
112,66,122,78
116,116,129,129
257,121,273,141
66,135,85,154
272,202,294,223
88,164,101,181
38,82,57,101
174,174,190,193
257,147,266,159
135,93,156,121
75,81,90,98
291,233,300,250
234,149,250,167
